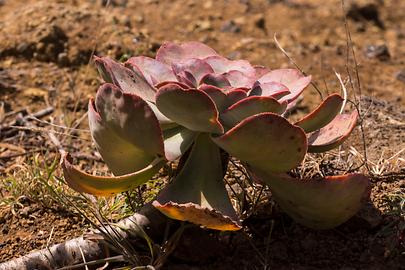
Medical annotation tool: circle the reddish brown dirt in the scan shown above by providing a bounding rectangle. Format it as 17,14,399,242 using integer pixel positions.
0,202,86,263
0,0,404,269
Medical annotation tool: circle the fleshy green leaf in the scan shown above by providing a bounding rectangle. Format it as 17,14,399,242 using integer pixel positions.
145,101,177,130
295,93,344,133
62,154,165,196
163,126,197,161
212,113,307,172
249,167,370,229
153,134,241,231
89,84,164,175
156,84,224,134
93,56,156,102
220,96,287,127
308,110,358,153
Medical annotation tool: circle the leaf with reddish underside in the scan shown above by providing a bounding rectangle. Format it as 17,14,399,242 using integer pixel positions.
176,71,197,88
225,89,248,106
125,56,177,85
163,126,197,161
172,58,214,85
220,96,287,127
258,69,311,103
223,70,256,88
295,94,344,133
89,84,164,175
153,134,241,231
248,167,370,229
156,41,218,65
93,56,156,102
155,81,190,90
156,83,224,134
204,56,256,77
62,153,165,196
307,110,358,153
249,82,290,100
212,113,307,172
200,73,231,88
199,84,228,112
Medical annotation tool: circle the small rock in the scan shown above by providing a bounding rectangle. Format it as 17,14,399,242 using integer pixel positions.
364,44,390,61
221,20,241,33
347,3,384,29
57,52,69,66
16,42,30,54
134,14,144,23
254,14,265,30
395,70,405,84
20,206,32,218
2,224,9,234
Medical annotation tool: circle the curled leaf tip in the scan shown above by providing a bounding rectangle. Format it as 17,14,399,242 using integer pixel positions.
62,153,165,196
152,201,241,231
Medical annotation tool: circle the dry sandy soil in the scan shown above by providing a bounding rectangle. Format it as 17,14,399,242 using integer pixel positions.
0,0,404,269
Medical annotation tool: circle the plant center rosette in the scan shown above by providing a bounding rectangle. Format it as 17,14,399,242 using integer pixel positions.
62,41,370,230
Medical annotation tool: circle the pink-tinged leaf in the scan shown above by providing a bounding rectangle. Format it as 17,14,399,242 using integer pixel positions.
199,84,228,112
125,56,176,85
163,126,197,161
172,58,214,84
253,65,270,79
258,69,311,103
295,93,344,133
223,70,255,88
176,70,197,88
156,84,224,134
204,56,255,77
155,81,190,90
249,167,370,229
153,134,241,231
249,81,290,99
225,89,248,105
220,96,287,127
93,56,156,102
62,153,165,196
156,41,218,65
89,84,164,175
200,73,231,88
212,113,307,172
308,110,358,153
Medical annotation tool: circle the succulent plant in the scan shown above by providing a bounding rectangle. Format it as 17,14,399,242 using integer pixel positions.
62,41,370,230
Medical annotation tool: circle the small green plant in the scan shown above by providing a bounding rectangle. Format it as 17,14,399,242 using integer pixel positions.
62,41,370,230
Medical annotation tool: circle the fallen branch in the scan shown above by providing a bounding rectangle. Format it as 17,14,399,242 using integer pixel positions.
0,204,167,270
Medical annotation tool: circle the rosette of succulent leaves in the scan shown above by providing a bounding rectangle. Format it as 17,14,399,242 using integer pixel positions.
62,41,370,231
